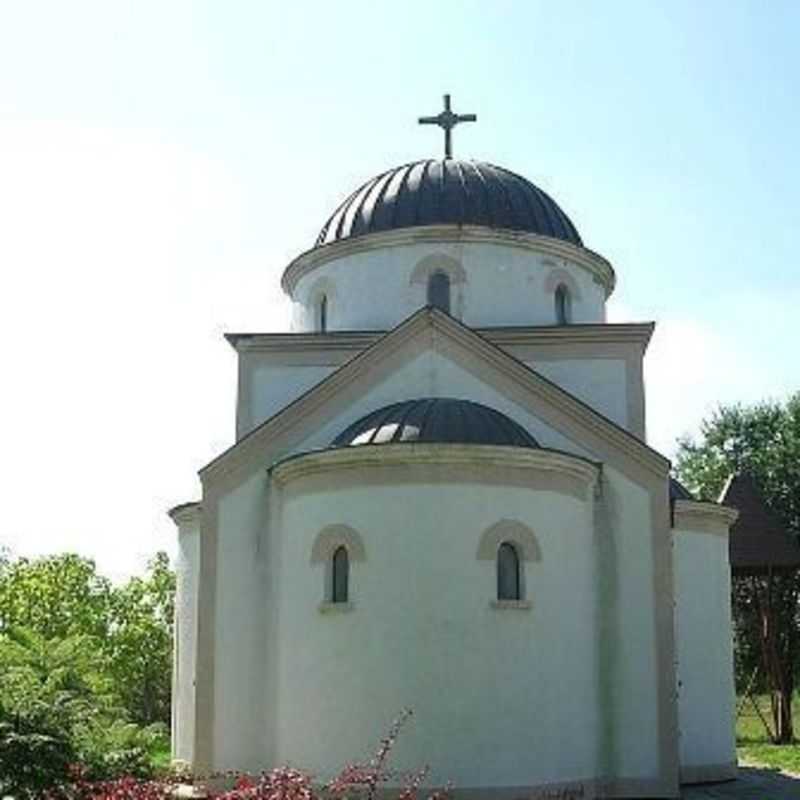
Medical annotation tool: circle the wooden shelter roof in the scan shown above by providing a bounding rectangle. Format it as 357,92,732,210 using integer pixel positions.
719,473,800,574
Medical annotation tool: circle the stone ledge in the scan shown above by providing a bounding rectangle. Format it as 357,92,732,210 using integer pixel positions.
490,599,532,611
318,601,354,614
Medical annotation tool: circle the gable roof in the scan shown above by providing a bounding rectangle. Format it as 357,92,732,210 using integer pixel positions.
720,473,800,574
199,308,670,487
669,477,695,501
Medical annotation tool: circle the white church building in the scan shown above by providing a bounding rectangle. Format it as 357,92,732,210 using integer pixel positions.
169,98,739,799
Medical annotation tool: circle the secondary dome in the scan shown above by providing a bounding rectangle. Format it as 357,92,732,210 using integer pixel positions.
315,159,582,248
330,397,539,449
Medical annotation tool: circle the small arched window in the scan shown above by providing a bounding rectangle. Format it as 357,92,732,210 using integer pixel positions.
427,271,451,314
318,294,328,333
497,542,521,601
331,545,349,603
555,284,571,325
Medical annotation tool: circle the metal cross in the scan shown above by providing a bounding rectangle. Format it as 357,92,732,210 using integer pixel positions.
418,94,477,159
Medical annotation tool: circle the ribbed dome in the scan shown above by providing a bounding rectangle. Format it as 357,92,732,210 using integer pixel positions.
316,159,582,248
330,398,539,449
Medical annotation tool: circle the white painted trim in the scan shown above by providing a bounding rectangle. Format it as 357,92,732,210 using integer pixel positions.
310,524,366,563
477,519,542,562
225,322,655,354
270,443,600,491
673,501,739,534
168,501,202,529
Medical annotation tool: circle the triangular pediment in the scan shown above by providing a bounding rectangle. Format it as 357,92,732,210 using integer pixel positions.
200,308,669,490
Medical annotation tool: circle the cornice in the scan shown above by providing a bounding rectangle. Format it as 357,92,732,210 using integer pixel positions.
225,322,654,356
167,501,202,529
226,330,379,353
479,322,654,350
280,225,616,298
673,500,739,534
270,443,600,490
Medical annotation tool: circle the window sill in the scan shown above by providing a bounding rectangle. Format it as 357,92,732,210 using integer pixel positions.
318,601,354,614
490,600,531,610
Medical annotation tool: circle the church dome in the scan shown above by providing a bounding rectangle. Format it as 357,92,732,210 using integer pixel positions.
330,397,539,449
315,159,582,248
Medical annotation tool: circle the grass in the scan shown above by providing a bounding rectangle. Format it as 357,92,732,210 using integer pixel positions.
736,693,800,775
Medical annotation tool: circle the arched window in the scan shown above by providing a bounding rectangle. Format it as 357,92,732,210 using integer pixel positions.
331,545,349,603
427,271,451,314
318,294,328,333
497,542,521,601
555,284,571,325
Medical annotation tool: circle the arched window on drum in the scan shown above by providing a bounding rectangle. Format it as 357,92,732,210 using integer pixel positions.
554,284,571,325
427,271,451,314
318,294,328,333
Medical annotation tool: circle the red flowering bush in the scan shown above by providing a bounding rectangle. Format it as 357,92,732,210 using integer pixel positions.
42,710,451,800
214,768,315,800
42,765,178,800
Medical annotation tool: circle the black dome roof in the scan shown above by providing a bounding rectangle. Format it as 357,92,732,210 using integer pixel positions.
316,159,582,248
330,398,539,449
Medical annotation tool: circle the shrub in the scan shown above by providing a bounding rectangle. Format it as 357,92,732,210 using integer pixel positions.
45,710,451,800
0,718,75,798
0,628,168,797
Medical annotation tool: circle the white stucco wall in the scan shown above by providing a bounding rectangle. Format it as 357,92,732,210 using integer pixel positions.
273,468,599,790
523,358,628,431
596,469,662,780
238,363,336,439
203,461,668,791
674,527,736,777
173,519,200,764
212,473,273,769
289,240,608,332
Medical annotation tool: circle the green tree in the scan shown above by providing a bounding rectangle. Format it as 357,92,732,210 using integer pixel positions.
0,628,91,796
107,552,176,726
0,553,112,640
0,626,165,796
676,393,800,743
0,551,176,794
0,550,175,726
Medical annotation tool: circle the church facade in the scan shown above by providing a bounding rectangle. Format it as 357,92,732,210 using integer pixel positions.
169,107,738,799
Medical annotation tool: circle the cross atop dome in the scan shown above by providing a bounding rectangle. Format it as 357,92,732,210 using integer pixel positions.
418,93,477,159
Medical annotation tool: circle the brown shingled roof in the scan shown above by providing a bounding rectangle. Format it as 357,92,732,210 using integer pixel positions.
720,473,800,574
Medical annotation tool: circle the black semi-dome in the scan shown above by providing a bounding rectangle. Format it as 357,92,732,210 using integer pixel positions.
316,159,582,248
330,398,539,449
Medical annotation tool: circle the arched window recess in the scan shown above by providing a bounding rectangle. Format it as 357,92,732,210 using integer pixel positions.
331,545,349,604
477,520,537,610
311,525,364,613
497,542,521,601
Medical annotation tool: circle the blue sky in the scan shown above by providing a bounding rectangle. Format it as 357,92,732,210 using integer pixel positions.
1,1,797,578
